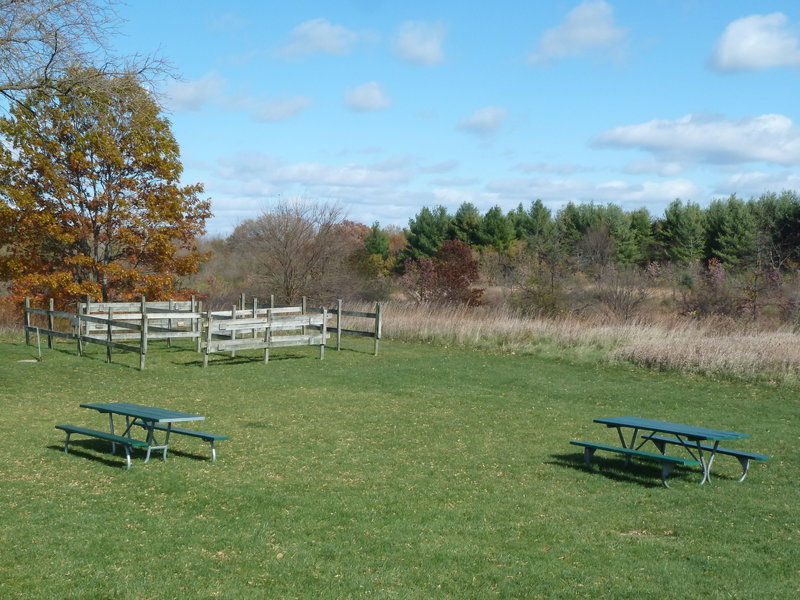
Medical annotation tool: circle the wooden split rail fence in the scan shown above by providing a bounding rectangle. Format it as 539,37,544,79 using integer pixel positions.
23,297,202,370
23,296,382,370
202,306,329,366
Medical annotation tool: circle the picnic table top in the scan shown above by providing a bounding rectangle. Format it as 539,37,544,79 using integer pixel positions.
80,402,205,424
593,416,748,441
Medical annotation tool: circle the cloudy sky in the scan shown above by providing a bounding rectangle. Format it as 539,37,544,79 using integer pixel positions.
116,0,800,236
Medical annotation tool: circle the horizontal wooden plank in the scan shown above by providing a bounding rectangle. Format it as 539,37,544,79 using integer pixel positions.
79,336,140,353
145,307,198,315
267,306,303,315
85,302,144,311
339,310,377,319
141,332,201,340
86,301,193,311
271,316,325,328
85,331,200,341
268,334,328,347
79,315,142,330
141,311,202,319
26,307,72,319
338,328,376,338
203,339,270,352
84,312,201,321
25,327,76,340
137,324,198,334
212,316,270,328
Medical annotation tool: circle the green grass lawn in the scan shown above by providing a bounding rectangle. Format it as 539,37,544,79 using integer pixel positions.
0,336,798,599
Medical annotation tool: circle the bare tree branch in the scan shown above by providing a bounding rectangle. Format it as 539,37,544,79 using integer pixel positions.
0,0,168,109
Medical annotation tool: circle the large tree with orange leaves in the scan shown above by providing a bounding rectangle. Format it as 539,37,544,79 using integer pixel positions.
0,69,211,306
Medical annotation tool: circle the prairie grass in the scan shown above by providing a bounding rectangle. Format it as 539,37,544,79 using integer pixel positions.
374,301,800,383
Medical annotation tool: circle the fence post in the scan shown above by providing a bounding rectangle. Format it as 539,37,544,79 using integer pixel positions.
75,302,84,357
83,296,91,340
203,308,212,367
24,297,31,346
107,307,113,364
336,299,343,350
230,304,237,358
47,298,55,349
195,298,203,352
167,299,174,348
270,294,275,309
139,296,148,371
263,308,270,364
301,296,307,336
320,308,327,360
252,297,258,339
374,302,382,356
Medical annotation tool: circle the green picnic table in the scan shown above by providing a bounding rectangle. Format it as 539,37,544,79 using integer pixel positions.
571,416,767,487
56,402,228,469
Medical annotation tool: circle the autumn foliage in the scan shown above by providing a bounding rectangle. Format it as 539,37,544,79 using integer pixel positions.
401,240,483,306
0,69,211,307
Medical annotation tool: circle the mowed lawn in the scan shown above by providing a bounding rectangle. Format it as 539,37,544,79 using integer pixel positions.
0,336,797,599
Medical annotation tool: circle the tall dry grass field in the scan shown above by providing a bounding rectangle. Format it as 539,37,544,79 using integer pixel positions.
373,301,800,383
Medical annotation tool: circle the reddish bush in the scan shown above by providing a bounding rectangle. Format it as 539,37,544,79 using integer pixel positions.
401,240,483,306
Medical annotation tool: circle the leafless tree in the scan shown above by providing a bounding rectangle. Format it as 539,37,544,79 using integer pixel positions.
596,265,650,322
0,0,164,109
230,199,357,305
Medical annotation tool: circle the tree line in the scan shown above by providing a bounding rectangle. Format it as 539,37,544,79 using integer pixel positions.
403,194,800,271
190,190,800,327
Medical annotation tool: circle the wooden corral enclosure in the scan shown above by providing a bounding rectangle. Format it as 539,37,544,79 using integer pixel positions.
22,296,382,370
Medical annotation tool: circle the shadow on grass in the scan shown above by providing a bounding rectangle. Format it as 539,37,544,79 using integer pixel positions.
185,350,312,367
48,440,213,470
48,441,133,470
549,451,703,488
45,345,144,371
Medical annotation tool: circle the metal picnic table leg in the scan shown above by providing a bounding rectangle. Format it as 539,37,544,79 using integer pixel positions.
108,413,117,454
696,440,719,485
143,422,156,462
163,425,172,461
616,427,639,467
142,421,170,462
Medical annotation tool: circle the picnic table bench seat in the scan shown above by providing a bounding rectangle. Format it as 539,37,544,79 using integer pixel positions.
56,424,148,470
135,422,228,461
642,434,768,482
570,440,700,488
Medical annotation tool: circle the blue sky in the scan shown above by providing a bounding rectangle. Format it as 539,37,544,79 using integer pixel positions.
115,1,800,236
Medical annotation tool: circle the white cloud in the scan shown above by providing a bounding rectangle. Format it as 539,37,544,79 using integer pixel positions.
165,73,226,111
714,170,800,198
393,21,447,66
163,74,311,122
624,159,684,177
273,162,409,187
457,106,508,136
276,18,369,58
529,0,628,65
593,113,800,166
429,177,480,187
420,160,459,174
431,188,500,210
345,82,391,112
249,97,313,122
711,13,800,72
514,162,587,175
487,176,700,208
213,152,412,190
